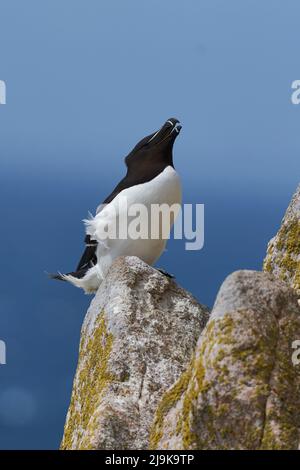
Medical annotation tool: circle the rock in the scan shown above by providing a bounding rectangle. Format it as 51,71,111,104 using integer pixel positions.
150,270,300,450
60,256,209,450
263,184,300,295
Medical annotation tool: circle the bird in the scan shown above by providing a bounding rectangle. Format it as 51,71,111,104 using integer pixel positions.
50,118,182,293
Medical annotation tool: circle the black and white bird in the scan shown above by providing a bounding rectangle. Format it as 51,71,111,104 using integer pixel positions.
51,118,182,293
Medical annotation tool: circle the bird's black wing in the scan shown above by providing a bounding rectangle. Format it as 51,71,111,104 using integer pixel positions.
76,236,98,271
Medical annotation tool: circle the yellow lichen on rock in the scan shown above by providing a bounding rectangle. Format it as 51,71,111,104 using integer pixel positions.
61,313,114,450
263,185,300,295
265,219,300,291
149,361,193,449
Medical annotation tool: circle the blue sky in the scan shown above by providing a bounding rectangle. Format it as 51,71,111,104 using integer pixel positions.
0,0,299,449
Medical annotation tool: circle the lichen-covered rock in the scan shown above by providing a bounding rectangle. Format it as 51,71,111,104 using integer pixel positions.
263,184,300,294
150,270,300,450
60,256,209,450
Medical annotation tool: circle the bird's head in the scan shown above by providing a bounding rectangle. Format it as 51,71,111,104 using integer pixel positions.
125,118,182,171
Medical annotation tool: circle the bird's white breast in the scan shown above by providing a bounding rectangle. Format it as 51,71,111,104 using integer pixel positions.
86,165,182,276
116,165,181,207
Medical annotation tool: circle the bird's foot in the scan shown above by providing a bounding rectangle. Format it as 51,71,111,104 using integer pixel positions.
156,268,175,279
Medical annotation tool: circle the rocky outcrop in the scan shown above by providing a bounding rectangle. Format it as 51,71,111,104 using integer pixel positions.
263,184,300,294
60,256,209,450
150,270,300,450
61,186,300,450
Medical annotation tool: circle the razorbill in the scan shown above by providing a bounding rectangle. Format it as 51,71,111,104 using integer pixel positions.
50,118,182,293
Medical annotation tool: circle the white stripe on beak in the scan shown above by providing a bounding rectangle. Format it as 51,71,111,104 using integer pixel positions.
147,129,161,143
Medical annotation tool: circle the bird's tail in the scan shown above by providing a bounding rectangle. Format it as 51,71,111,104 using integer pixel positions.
48,265,102,294
48,267,88,282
